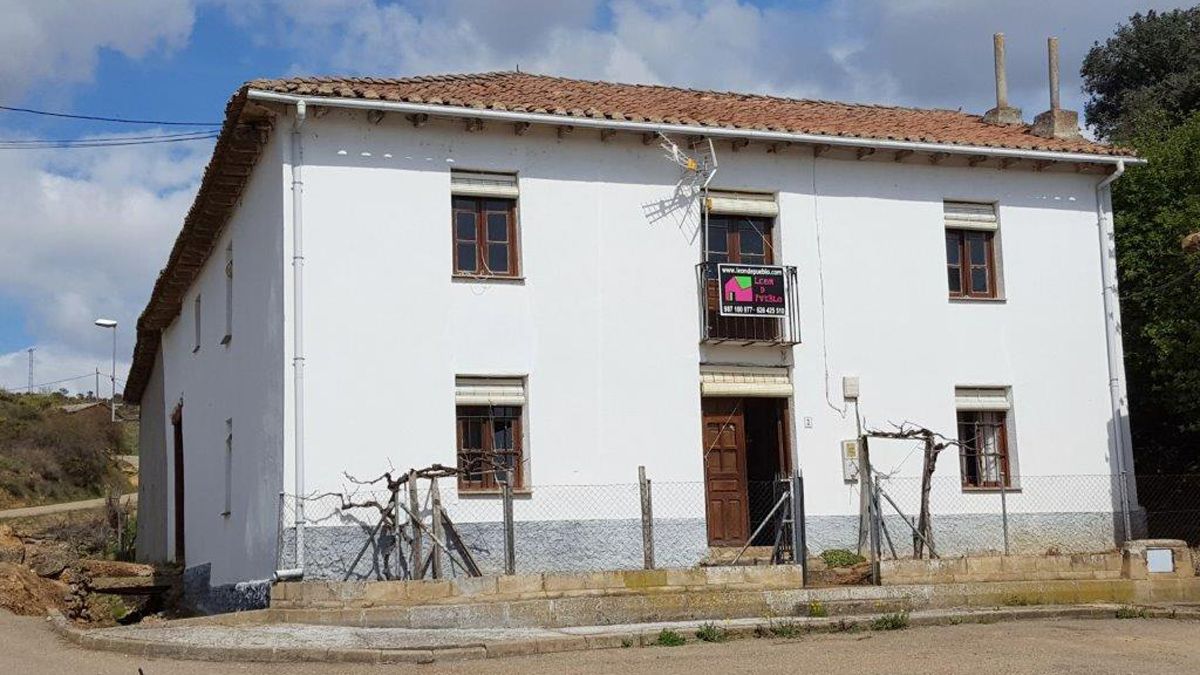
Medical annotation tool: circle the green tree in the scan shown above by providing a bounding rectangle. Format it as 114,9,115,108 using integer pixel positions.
1081,8,1200,142
1112,114,1200,473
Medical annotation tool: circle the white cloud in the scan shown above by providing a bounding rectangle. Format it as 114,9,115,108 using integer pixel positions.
0,0,197,100
225,0,1194,123
0,134,209,389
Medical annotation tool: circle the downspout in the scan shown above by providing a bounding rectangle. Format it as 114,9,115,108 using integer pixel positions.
1095,159,1134,541
276,100,307,580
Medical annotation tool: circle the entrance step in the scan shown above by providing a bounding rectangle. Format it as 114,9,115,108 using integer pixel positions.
699,546,778,567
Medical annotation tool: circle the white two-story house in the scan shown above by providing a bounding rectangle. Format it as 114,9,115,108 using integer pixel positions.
127,71,1141,606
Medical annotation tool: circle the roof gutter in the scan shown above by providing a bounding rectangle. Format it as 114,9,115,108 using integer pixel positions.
247,89,1142,166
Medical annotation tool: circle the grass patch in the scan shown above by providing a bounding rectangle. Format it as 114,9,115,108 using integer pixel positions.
870,612,910,631
654,629,686,647
695,622,728,643
806,600,828,618
820,548,866,568
1116,605,1148,619
620,638,634,648
755,619,804,639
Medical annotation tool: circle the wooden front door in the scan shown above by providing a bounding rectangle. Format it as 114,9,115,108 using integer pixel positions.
171,405,185,564
702,398,750,546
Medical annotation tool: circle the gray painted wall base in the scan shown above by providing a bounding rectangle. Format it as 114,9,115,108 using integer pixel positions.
277,512,1119,581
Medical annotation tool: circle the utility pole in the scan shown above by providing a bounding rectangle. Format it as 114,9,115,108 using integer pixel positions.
95,368,101,400
26,348,34,391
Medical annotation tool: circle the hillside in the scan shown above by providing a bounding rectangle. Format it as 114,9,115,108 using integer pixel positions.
0,392,136,510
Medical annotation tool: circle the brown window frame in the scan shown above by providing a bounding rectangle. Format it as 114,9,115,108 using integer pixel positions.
946,228,997,299
456,405,524,492
705,214,775,265
452,196,520,278
956,409,1012,489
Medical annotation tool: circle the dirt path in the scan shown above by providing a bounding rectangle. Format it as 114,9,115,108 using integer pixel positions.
3,611,1199,674
0,493,136,521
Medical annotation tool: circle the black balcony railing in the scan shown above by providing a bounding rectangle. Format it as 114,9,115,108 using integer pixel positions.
696,262,800,345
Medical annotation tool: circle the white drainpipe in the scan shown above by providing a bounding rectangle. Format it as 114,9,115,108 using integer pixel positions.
277,100,308,580
1095,159,1133,540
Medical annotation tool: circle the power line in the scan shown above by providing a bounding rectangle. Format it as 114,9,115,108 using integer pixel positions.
3,371,99,392
0,104,221,127
0,130,218,145
0,133,219,150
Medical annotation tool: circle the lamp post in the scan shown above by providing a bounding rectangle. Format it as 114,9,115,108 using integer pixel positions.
94,319,117,422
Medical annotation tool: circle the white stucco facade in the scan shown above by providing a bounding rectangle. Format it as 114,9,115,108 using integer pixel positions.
140,106,1135,587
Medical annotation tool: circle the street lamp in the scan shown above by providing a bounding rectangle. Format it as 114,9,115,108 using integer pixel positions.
94,319,117,422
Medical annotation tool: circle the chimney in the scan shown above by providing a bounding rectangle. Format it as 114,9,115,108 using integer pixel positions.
983,33,1022,125
1031,36,1081,139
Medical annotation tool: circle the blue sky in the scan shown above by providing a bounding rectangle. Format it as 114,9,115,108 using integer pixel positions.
0,0,1189,393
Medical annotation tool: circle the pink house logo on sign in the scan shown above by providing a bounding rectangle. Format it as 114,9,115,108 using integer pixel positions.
716,264,788,318
723,275,754,302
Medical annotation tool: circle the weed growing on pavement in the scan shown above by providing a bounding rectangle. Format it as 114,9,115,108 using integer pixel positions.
695,622,728,643
654,629,686,647
870,612,910,631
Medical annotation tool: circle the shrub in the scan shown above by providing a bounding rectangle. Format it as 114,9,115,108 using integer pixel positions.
870,612,910,631
654,629,686,646
806,600,828,617
1116,605,1147,619
695,622,727,643
820,549,866,568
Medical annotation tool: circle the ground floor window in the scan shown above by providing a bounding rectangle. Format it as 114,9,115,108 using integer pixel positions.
957,409,1011,489
456,405,523,491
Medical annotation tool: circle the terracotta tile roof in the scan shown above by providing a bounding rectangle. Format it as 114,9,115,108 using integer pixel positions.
247,71,1132,157
126,72,1133,403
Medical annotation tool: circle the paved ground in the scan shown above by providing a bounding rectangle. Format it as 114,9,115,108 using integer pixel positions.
5,611,1200,673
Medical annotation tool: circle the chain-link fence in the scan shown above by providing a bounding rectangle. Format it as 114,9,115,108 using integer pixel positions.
274,471,1200,581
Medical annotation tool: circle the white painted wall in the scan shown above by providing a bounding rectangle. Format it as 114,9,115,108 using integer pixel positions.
135,348,168,563
282,110,1123,524
155,131,288,585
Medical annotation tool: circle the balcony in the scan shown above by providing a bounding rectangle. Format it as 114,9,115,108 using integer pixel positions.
696,262,800,345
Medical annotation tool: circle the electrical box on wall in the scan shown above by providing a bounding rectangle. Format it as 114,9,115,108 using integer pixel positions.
842,376,860,400
841,439,860,483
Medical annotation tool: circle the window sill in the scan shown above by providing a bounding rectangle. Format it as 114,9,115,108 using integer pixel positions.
949,296,1006,304
457,488,533,498
452,274,525,285
961,486,1021,494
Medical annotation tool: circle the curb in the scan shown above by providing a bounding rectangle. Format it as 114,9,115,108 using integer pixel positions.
46,604,1200,664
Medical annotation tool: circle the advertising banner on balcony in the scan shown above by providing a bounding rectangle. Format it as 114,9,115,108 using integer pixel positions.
717,264,788,317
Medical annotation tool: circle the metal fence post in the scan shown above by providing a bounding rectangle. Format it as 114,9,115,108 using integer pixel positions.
430,478,444,579
638,465,655,570
869,471,882,585
999,462,1010,556
791,471,807,585
392,486,404,580
408,469,423,580
502,469,516,575
1118,469,1132,543
276,491,286,571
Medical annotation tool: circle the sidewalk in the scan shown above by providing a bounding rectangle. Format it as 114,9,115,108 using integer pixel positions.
50,604,1200,665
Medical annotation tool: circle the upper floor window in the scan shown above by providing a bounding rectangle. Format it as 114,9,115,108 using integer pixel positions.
955,387,1014,489
704,191,778,265
192,294,202,353
222,243,233,345
451,170,519,278
944,201,999,299
454,377,527,492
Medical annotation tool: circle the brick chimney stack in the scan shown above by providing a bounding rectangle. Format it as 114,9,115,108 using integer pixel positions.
1031,37,1081,139
983,33,1022,125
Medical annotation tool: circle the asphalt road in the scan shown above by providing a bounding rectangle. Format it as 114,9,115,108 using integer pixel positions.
3,611,1199,674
